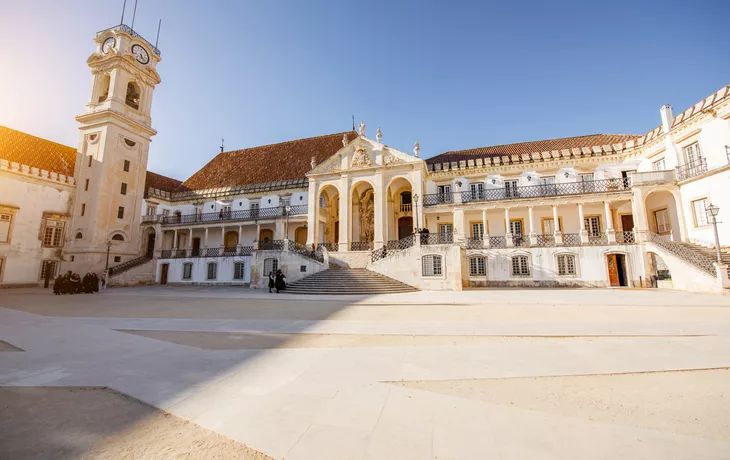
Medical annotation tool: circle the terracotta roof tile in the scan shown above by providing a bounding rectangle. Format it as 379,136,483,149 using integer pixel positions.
145,170,183,197
0,125,76,176
180,131,357,191
426,133,641,165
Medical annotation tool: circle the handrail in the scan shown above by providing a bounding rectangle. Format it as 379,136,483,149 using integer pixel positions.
371,234,415,262
647,232,716,276
108,254,152,277
96,24,162,56
159,205,307,226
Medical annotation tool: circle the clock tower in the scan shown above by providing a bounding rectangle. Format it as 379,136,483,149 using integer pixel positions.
64,25,162,274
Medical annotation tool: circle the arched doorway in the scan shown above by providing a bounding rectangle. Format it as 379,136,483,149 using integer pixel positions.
387,177,414,242
259,229,274,242
294,226,308,245
318,185,340,247
142,226,156,256
644,190,682,241
351,181,375,250
224,231,238,255
648,252,671,288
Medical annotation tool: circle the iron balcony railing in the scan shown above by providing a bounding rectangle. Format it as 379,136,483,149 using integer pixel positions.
423,178,631,207
534,234,555,247
159,205,307,226
350,241,373,251
647,232,716,276
676,158,708,181
372,234,415,262
462,231,636,249
585,232,608,245
561,233,582,246
316,242,339,252
96,24,162,56
258,240,285,251
158,246,254,259
421,232,453,245
288,240,324,263
489,236,507,248
616,231,636,244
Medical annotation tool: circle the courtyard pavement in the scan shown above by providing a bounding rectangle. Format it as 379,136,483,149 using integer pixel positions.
1,286,729,459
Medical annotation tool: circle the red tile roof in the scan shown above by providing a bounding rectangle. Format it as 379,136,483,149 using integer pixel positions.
144,170,183,197
180,131,357,191
426,133,641,165
0,125,77,176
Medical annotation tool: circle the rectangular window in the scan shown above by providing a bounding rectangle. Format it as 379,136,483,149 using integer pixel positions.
85,179,89,191
692,199,709,227
584,216,601,237
120,183,127,195
438,224,453,243
319,196,326,208
504,180,519,197
251,202,260,217
422,254,443,277
123,160,130,172
39,260,58,281
117,206,125,219
436,185,452,203
146,206,157,216
206,262,217,280
542,176,555,185
471,222,484,239
81,204,86,217
263,258,278,276
42,220,65,247
162,209,170,217
511,255,530,276
114,256,121,263
557,254,576,276
469,182,484,200
469,257,486,276
221,205,231,218
542,218,562,234
652,159,666,171
88,156,93,167
509,219,523,236
654,208,671,234
683,142,702,165
182,263,193,280
234,262,246,280
0,213,12,243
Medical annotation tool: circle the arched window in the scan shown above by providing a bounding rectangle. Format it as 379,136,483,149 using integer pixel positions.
422,254,442,277
469,256,486,276
511,255,530,276
75,232,83,240
111,234,125,241
125,82,140,109
98,74,111,103
556,254,577,276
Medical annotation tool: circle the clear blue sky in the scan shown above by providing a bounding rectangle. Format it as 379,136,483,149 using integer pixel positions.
1,0,728,181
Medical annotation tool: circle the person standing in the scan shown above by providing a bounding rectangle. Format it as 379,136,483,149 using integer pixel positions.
100,273,107,292
275,269,286,293
268,271,275,293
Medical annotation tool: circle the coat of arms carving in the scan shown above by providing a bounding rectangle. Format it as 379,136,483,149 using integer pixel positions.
351,147,372,168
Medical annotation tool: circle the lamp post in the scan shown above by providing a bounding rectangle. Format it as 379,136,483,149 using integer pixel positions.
285,205,292,240
412,193,419,233
707,204,722,264
105,240,113,271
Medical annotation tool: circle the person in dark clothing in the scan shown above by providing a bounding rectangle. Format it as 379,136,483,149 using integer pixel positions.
53,275,63,295
275,269,286,293
268,271,275,293
68,272,81,294
92,273,99,292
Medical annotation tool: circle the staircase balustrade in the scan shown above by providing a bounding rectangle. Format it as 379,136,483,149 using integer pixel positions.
647,232,717,276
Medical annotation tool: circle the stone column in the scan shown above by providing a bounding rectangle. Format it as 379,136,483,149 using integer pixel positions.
339,176,350,252
238,225,242,247
188,228,193,248
373,173,385,249
204,227,209,248
482,210,489,244
552,204,563,245
221,226,225,250
578,203,588,243
255,223,261,242
715,263,730,289
453,208,466,244
274,220,283,240
505,208,513,247
605,201,616,243
173,229,178,249
306,180,318,246
528,206,537,245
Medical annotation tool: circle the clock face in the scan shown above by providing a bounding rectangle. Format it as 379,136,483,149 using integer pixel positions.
102,37,115,54
131,44,149,64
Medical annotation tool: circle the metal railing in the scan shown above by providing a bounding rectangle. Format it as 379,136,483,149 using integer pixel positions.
465,237,486,249
489,236,507,248
316,242,338,252
422,233,453,245
142,214,161,223
676,158,707,181
289,240,324,263
512,235,528,247
371,234,415,262
424,178,631,207
647,232,716,276
258,240,284,251
535,234,555,247
159,205,307,226
561,233,582,246
158,246,254,259
616,231,635,244
585,232,608,245
350,241,373,251
108,254,152,276
96,24,162,56
631,170,676,186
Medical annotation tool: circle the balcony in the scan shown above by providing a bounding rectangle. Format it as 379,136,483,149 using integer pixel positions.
631,170,676,186
423,178,631,207
676,158,708,181
159,246,254,259
158,205,307,227
399,203,413,212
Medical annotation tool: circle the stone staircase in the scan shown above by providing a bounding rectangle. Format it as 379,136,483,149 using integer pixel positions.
675,242,730,276
284,268,417,295
647,232,729,278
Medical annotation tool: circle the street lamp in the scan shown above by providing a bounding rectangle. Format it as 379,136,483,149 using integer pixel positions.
707,204,722,264
412,193,419,233
285,205,292,240
105,240,113,271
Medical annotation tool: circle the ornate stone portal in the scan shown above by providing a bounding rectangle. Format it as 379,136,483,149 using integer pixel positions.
359,189,375,243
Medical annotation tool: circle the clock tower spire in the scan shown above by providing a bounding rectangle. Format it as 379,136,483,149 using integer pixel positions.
64,24,162,274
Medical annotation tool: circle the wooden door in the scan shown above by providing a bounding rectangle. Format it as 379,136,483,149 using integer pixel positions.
192,238,201,256
606,255,620,286
398,216,413,240
334,222,339,243
146,233,156,256
160,264,169,285
621,215,634,231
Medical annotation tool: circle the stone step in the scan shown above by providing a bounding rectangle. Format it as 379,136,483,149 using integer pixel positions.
285,268,416,295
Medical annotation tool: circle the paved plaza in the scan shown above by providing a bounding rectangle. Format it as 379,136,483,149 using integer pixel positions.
1,286,730,459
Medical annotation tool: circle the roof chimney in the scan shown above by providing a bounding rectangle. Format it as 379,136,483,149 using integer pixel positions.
660,105,674,132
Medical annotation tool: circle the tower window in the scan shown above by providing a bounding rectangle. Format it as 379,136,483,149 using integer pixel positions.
125,82,140,109
97,74,111,103
123,160,130,172
88,156,93,167
120,183,127,195
81,204,86,217
117,207,125,219
84,179,89,191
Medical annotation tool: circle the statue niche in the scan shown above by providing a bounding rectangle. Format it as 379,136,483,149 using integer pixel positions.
359,189,375,243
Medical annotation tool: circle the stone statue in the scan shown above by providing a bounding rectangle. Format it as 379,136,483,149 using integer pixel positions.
310,156,317,169
342,133,348,147
358,121,366,137
414,140,420,157
376,126,383,143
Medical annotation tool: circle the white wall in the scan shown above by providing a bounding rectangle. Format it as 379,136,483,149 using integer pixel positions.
157,256,252,285
370,244,463,290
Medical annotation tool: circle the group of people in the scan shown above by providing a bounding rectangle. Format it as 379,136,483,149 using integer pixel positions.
53,271,106,295
268,269,286,293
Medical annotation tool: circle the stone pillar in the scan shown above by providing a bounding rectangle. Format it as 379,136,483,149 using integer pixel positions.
204,227,209,248
453,208,466,244
505,208,513,247
188,228,193,248
274,220,283,240
528,206,537,245
605,201,616,243
339,175,350,252
578,203,588,243
256,223,261,242
715,263,730,289
306,180,318,246
373,174,385,249
173,229,178,249
552,204,563,245
238,225,242,247
221,226,225,249
482,210,489,242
